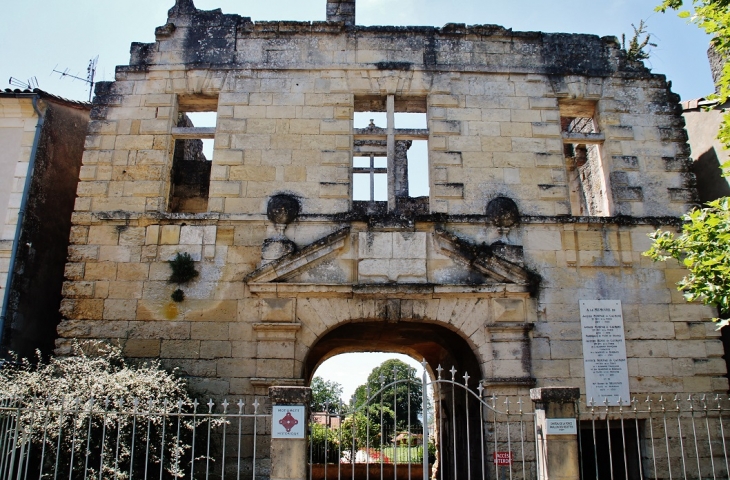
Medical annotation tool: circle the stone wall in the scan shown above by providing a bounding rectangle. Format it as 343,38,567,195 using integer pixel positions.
56,0,726,401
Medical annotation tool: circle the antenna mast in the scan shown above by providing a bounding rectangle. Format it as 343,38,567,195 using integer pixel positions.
52,56,98,102
8,77,39,90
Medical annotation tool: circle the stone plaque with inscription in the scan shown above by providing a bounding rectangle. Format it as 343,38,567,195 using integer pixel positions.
580,300,630,406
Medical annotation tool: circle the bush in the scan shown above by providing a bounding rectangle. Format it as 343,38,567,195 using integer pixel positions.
0,342,195,479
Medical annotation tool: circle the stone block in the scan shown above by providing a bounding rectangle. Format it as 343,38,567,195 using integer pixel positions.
191,322,231,340
124,339,161,357
161,340,200,359
84,262,117,281
108,281,144,299
61,281,94,298
160,225,181,245
392,232,427,259
358,232,392,259
184,300,238,322
60,299,104,320
88,226,120,246
491,298,525,322
99,246,134,263
200,341,232,359
261,298,295,322
104,299,138,320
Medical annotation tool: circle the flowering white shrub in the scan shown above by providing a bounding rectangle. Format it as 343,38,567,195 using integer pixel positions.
0,342,196,479
0,341,188,401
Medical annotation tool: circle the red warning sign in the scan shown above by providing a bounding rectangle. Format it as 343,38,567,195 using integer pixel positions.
493,452,513,466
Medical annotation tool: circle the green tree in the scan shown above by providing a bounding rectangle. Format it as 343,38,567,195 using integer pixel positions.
352,359,422,430
311,376,344,413
657,0,730,150
644,197,730,326
645,0,730,325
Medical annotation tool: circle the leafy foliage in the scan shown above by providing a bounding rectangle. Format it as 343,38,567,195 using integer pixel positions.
0,342,194,478
353,359,422,430
622,20,657,62
171,288,185,302
657,0,730,151
0,342,188,400
311,376,344,413
643,197,730,326
168,252,199,284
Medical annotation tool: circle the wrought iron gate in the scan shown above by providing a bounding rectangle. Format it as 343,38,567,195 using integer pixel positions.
308,362,537,480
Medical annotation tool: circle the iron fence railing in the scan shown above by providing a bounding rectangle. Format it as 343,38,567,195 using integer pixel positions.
309,363,538,480
577,395,730,480
0,396,270,480
2,391,728,480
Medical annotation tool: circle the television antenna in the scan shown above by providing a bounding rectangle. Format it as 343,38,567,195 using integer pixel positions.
52,56,98,102
8,76,39,90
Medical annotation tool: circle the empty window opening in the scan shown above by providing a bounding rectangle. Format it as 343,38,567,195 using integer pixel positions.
169,98,218,213
353,156,388,201
407,140,429,198
354,112,387,129
580,421,642,480
353,96,429,214
560,100,609,216
395,112,428,129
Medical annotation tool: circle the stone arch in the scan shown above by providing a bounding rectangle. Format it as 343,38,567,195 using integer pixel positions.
301,316,486,480
303,320,482,383
292,297,494,376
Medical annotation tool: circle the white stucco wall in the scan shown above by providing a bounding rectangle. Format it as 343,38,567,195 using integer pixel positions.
0,96,37,314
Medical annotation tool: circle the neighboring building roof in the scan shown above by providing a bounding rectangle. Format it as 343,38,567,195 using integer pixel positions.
681,97,722,111
0,88,91,110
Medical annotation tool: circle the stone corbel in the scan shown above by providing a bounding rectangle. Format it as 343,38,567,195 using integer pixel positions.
252,322,302,341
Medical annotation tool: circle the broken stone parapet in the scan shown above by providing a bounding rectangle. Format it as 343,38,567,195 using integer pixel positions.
326,0,355,26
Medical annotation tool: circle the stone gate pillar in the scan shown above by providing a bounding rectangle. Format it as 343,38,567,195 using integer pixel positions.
530,387,581,480
269,386,312,480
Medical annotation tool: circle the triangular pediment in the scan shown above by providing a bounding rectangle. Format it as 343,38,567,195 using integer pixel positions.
244,226,537,294
245,227,350,284
432,228,536,286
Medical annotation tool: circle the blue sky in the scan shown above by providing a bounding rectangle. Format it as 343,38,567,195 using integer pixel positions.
0,0,716,102
0,0,717,398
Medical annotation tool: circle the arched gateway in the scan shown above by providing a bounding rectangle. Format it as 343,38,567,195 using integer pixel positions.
305,321,486,480
243,197,540,480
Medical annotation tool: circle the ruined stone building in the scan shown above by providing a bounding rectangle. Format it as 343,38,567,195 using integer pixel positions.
0,89,90,359
55,0,726,406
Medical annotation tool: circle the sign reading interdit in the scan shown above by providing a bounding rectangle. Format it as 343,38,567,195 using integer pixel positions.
580,300,630,406
493,452,513,466
271,405,305,439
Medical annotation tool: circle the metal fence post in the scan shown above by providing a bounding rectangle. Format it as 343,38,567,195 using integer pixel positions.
530,387,580,480
269,386,312,480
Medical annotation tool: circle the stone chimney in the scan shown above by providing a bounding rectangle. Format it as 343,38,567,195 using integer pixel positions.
326,0,355,25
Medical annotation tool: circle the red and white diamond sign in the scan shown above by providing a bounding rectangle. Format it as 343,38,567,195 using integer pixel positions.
272,405,305,439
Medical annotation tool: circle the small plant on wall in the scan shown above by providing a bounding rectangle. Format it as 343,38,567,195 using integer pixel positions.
168,252,199,302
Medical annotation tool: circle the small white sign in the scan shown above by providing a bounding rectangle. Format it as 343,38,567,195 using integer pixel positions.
545,418,577,435
272,405,305,439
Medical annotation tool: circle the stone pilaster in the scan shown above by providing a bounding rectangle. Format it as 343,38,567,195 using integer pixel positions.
531,387,580,480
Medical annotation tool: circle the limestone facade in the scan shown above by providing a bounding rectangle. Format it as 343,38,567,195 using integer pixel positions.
56,0,727,399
